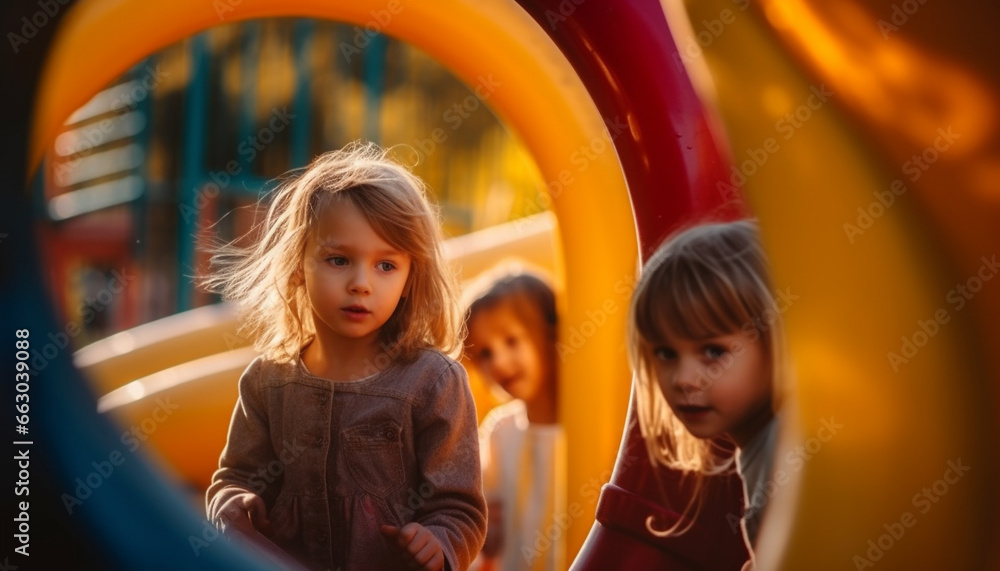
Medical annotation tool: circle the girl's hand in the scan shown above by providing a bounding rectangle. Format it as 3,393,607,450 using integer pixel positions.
218,492,272,537
381,523,446,571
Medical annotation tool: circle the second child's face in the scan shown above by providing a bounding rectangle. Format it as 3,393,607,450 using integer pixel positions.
467,305,552,404
302,199,411,348
652,328,773,447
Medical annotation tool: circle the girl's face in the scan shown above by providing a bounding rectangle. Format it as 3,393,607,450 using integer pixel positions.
302,199,411,349
467,304,553,404
652,328,773,447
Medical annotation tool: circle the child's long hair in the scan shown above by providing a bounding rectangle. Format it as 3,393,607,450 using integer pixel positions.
203,142,461,363
628,219,787,535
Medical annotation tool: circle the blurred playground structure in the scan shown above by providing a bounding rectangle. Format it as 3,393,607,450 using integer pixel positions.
36,19,550,338
11,0,1000,569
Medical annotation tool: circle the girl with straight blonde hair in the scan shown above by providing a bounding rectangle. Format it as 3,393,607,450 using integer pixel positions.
204,142,486,571
629,219,788,569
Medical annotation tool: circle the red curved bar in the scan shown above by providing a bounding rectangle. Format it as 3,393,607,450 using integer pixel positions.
516,0,746,257
515,0,750,568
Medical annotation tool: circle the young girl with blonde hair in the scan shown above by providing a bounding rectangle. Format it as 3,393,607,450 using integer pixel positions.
629,220,787,568
204,142,487,571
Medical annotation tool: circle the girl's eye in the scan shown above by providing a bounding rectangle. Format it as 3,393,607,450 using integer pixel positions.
377,261,396,272
653,347,677,361
703,345,727,359
327,256,348,266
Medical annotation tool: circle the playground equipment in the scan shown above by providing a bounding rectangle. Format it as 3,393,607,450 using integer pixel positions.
10,0,1000,569
28,1,634,568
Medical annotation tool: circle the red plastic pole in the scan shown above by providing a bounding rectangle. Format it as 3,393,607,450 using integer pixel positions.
515,0,749,568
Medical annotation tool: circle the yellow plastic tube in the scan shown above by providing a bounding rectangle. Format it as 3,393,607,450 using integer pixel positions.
32,0,636,557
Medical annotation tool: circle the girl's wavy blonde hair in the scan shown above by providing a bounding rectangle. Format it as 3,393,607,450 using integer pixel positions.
203,141,461,363
628,219,787,536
